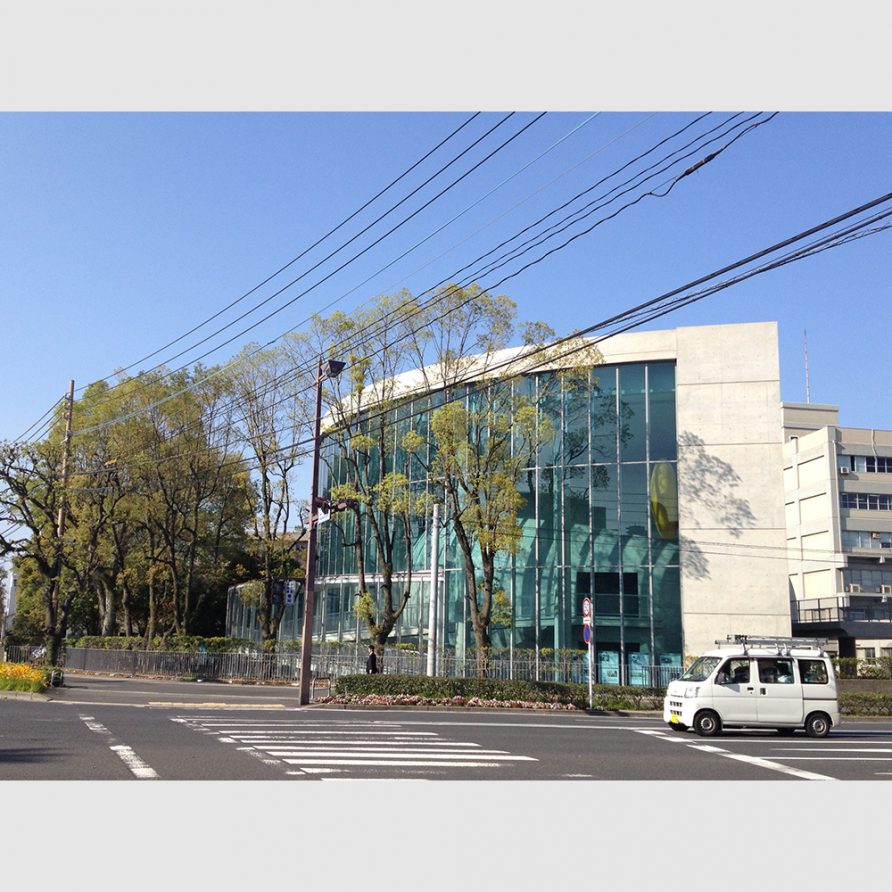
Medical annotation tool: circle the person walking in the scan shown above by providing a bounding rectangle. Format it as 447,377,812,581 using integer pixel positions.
366,644,378,674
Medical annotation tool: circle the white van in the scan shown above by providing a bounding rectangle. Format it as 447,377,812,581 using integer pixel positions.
663,636,840,738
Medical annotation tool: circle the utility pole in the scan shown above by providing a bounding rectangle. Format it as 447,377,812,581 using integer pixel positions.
56,379,75,542
298,357,344,706
426,501,440,676
48,379,75,664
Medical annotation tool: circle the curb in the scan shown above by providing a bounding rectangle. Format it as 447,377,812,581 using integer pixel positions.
305,701,662,716
0,690,50,702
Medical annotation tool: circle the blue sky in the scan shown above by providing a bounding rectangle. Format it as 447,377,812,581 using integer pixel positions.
1,110,890,450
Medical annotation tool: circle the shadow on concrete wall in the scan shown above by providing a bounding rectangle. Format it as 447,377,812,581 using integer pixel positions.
678,431,756,581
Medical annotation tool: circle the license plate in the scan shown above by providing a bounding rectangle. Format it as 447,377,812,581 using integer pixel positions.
670,714,679,724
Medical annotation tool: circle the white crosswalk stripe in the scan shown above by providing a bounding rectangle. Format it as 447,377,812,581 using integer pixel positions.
171,716,537,775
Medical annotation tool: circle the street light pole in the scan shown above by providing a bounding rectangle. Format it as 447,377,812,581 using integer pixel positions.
298,356,344,706
426,501,440,676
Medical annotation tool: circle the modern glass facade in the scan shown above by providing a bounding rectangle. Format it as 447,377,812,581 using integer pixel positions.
301,360,682,682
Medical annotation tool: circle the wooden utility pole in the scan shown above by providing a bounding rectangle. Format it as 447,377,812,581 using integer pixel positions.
55,379,76,543
47,379,75,664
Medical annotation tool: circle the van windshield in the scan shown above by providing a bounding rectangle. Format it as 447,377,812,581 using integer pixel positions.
680,656,720,682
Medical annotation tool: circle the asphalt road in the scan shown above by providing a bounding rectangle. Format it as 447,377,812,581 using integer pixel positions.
2,672,891,781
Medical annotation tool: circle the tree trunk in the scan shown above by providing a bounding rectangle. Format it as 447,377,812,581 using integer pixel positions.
101,579,116,636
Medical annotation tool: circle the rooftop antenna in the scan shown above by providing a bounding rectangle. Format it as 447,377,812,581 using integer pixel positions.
803,329,811,404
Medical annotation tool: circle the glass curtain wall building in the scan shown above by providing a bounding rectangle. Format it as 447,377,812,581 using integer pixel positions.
287,360,683,682
228,322,792,666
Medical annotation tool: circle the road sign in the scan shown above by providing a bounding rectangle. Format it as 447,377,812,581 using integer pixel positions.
582,596,592,625
583,624,592,645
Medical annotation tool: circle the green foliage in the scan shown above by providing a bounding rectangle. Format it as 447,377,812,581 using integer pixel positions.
332,674,666,710
839,691,892,716
354,590,376,627
489,590,513,628
236,580,264,608
66,635,254,653
835,657,892,679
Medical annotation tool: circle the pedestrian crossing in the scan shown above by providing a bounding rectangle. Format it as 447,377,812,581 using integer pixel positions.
171,716,537,777
638,727,892,780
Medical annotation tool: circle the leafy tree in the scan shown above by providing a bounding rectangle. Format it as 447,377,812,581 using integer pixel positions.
403,286,601,672
0,433,76,664
1,365,256,659
308,296,428,666
228,343,312,643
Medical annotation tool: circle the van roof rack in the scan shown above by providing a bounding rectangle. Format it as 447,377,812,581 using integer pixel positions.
715,635,827,655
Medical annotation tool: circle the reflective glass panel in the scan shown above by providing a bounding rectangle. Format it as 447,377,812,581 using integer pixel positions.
619,364,646,462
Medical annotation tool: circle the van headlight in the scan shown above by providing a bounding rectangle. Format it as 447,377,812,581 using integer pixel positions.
684,686,700,698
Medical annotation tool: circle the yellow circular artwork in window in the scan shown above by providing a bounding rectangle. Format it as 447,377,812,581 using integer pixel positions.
649,461,678,539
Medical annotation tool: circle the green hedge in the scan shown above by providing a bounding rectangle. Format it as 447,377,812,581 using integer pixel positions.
67,635,255,653
840,692,892,716
332,675,892,715
333,674,666,710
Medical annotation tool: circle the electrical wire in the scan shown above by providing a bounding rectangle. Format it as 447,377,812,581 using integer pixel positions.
90,113,539,405
67,190,892,482
79,112,484,391
70,112,751,445
67,129,854,486
6,397,65,446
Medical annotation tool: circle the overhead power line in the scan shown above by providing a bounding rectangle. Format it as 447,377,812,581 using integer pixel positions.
70,112,753,445
7,396,66,446
80,112,484,391
132,114,546,381
66,112,549,434
69,188,892,480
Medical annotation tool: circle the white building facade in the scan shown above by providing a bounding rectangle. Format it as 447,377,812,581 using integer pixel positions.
784,405,892,658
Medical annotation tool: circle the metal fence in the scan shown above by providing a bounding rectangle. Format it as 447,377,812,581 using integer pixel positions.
3,644,681,688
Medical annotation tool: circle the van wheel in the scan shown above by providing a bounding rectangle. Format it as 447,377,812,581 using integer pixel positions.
805,712,831,739
693,710,721,737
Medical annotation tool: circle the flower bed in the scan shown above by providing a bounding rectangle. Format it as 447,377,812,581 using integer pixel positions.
0,662,51,693
318,691,583,710
329,674,665,711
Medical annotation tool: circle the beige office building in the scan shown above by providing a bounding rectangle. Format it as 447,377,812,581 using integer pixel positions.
784,405,892,658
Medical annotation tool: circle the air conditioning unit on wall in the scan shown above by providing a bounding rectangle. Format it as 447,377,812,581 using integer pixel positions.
881,585,892,595
839,467,850,475
845,583,862,593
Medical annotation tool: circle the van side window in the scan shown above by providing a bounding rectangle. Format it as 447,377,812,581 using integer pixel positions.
721,659,750,684
798,659,829,685
758,659,794,684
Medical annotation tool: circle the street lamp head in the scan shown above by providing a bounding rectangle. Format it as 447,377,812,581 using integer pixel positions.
326,359,346,378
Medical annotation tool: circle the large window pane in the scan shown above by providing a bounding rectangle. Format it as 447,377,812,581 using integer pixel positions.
516,470,536,572
562,372,590,466
619,364,646,462
591,368,618,463
564,468,591,566
652,565,682,658
592,464,618,565
539,564,559,621
648,363,677,461
537,374,561,468
538,465,560,568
